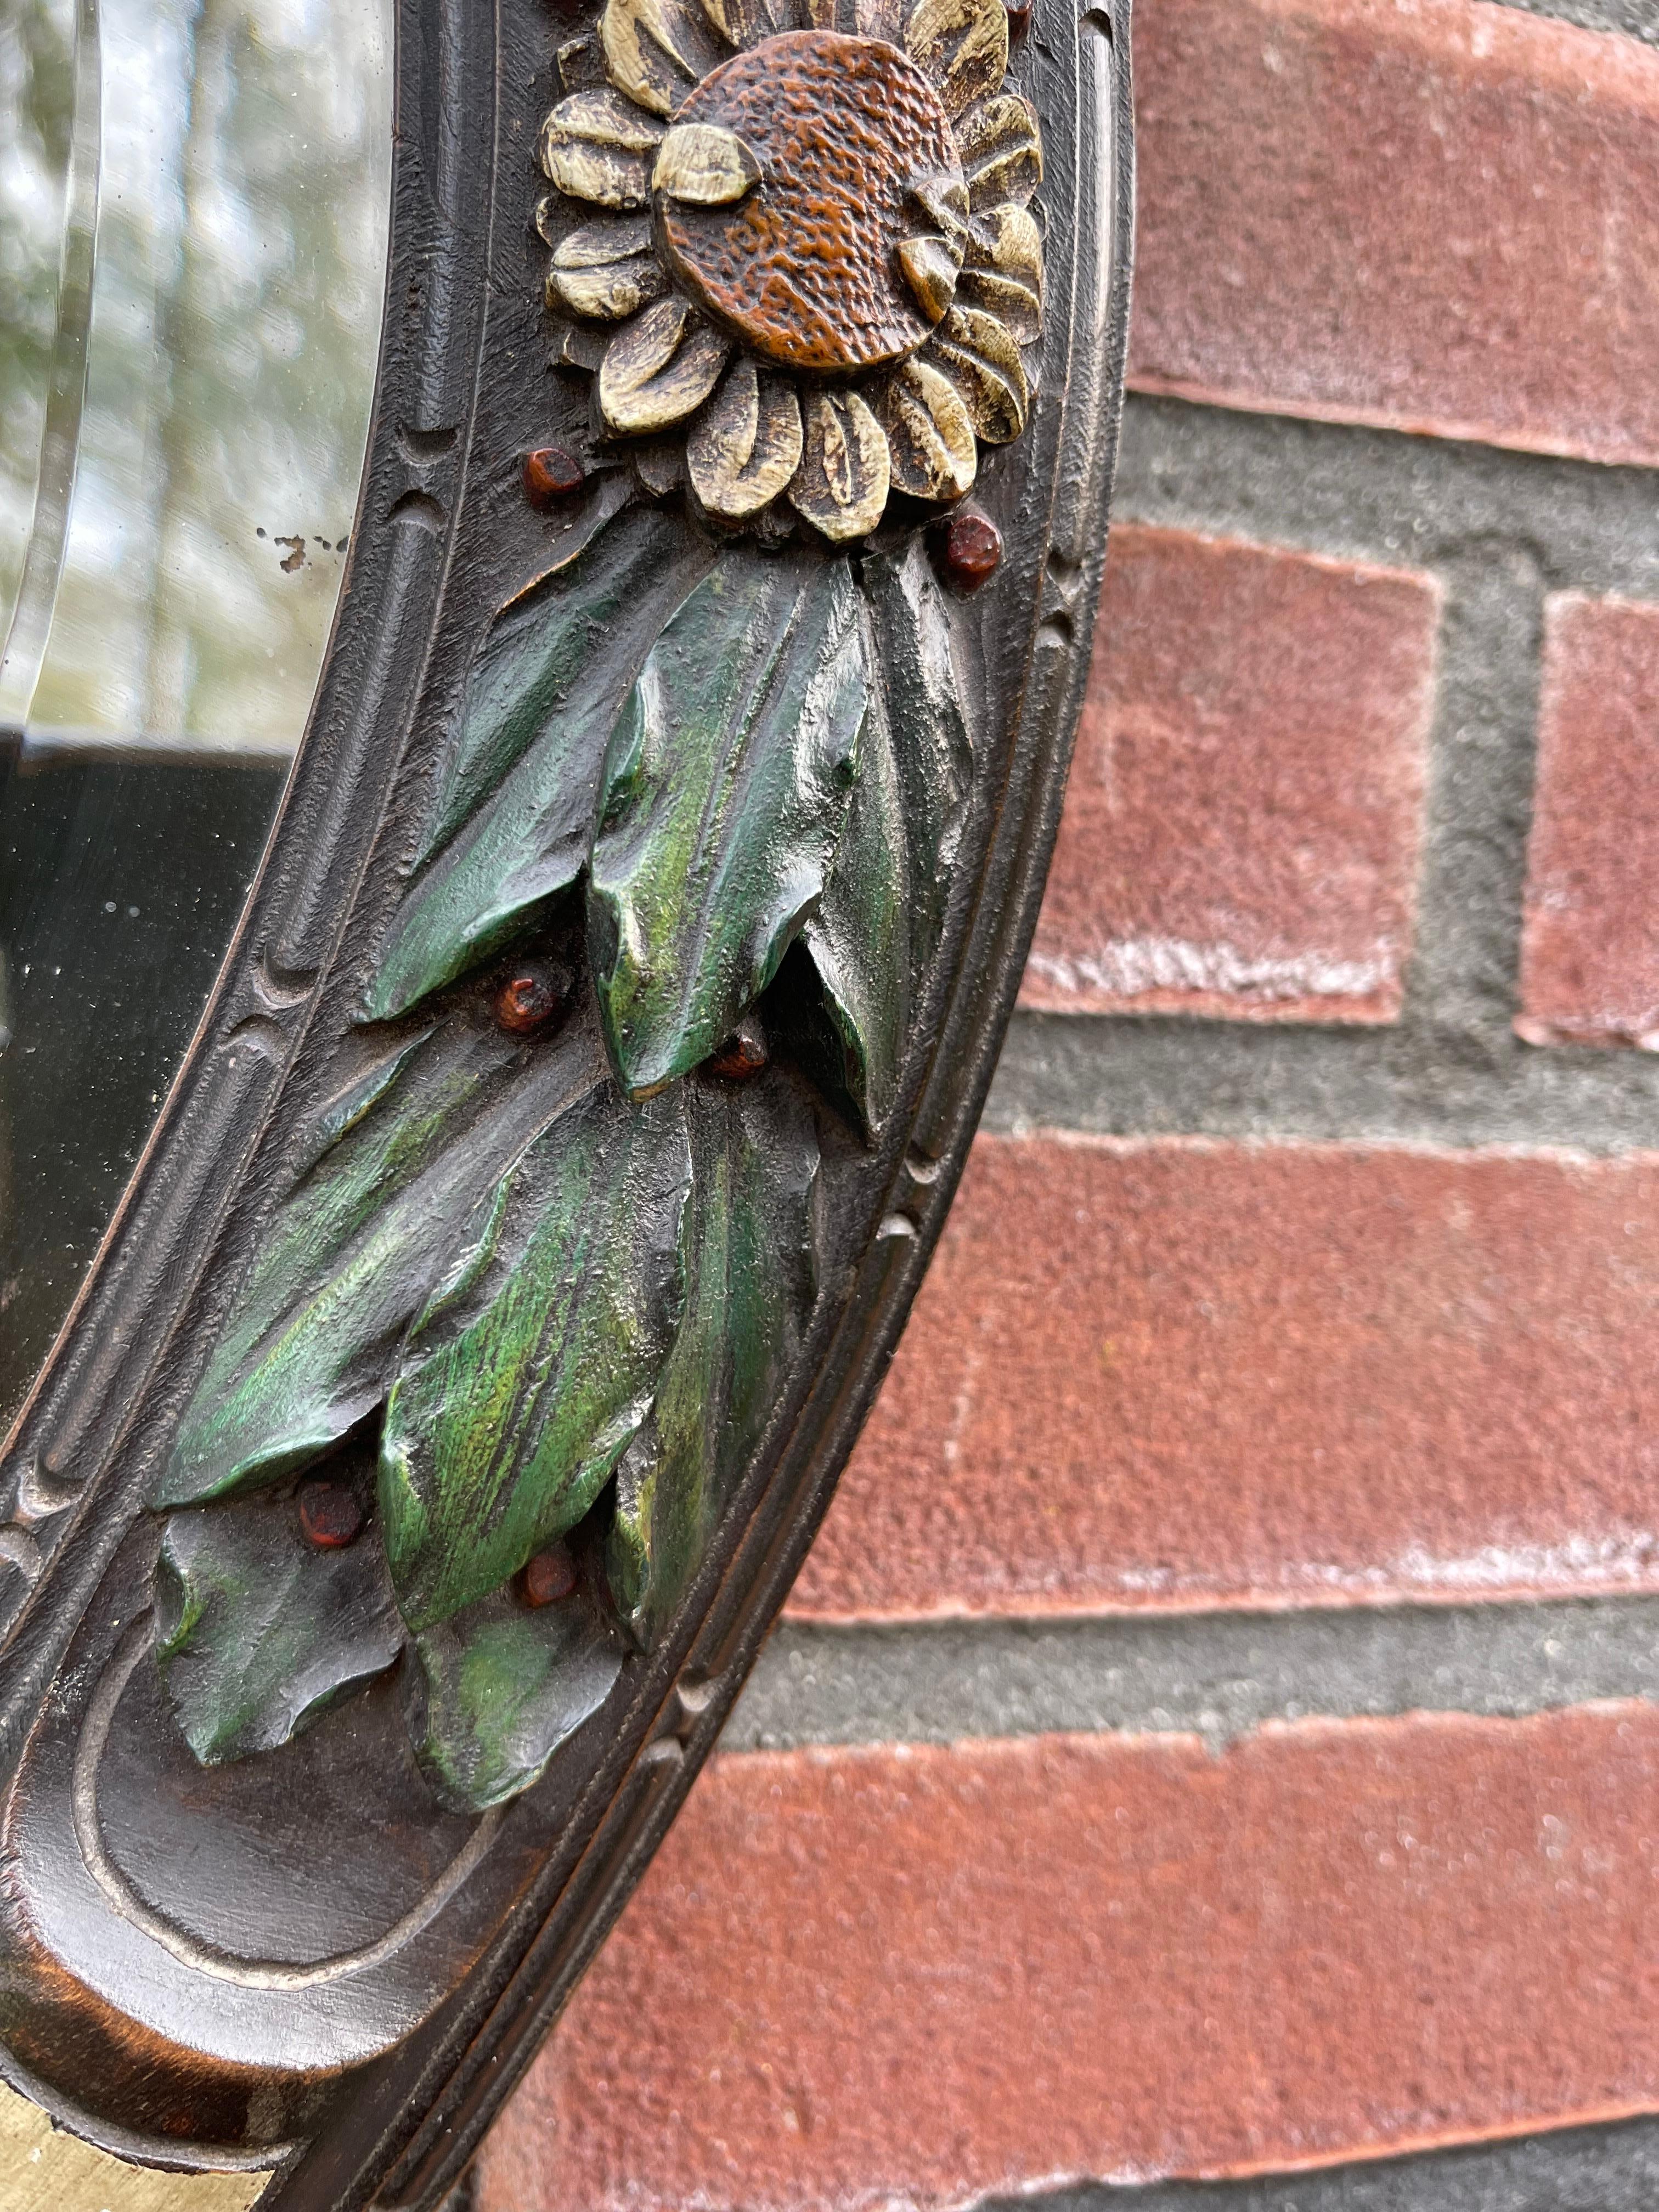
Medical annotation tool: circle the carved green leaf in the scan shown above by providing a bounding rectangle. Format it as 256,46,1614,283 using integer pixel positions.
294,1027,435,1175
791,540,975,1130
379,1080,691,1633
589,551,868,1098
154,1012,609,1510
155,1489,404,1764
147,507,984,1815
608,1069,818,1649
366,506,714,1024
862,537,976,985
408,1582,623,1813
804,689,910,1137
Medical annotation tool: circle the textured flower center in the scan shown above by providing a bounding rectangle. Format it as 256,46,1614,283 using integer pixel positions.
657,30,965,375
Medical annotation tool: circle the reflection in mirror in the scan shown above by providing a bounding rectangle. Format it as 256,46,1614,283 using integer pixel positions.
0,0,392,1427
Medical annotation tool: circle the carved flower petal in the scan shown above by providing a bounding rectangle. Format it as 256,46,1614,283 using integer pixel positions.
789,390,890,541
552,320,611,370
601,0,724,116
898,235,962,323
544,87,667,155
959,200,1044,346
702,0,806,46
557,31,608,92
960,92,1042,210
549,263,663,322
929,303,1029,442
904,0,1008,119
910,172,971,253
956,266,1040,344
547,212,654,262
635,438,685,497
878,358,977,501
541,140,653,211
600,298,733,434
548,230,668,319
653,121,762,205
853,0,906,37
540,91,665,208
688,358,804,520
967,201,1042,290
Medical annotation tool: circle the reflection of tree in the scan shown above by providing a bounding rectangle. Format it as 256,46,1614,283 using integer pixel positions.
0,0,74,631
0,0,390,1424
144,0,224,745
5,0,390,752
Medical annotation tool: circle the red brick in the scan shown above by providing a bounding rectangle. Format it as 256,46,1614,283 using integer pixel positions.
791,1137,1659,1620
1131,0,1659,470
479,1707,1659,2210
1518,595,1659,1049
1022,527,1436,1023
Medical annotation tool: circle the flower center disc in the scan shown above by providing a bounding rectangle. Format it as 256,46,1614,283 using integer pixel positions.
658,29,963,375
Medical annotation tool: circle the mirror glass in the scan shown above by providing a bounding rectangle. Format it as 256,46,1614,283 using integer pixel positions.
0,0,393,1427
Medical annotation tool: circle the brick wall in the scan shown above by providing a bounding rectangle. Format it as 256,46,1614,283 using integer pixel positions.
477,1,1659,2207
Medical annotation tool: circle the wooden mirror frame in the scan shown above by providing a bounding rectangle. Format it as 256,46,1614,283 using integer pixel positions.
0,0,1132,2199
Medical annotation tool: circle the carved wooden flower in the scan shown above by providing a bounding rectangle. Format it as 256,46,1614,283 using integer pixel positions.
538,0,1043,539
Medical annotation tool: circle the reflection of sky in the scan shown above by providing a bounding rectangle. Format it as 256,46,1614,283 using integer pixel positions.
1,0,391,752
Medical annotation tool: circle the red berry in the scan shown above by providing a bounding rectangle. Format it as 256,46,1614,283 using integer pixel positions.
495,964,565,1035
298,1480,364,1549
523,444,585,507
939,510,1003,590
707,1023,768,1080
522,1544,578,1607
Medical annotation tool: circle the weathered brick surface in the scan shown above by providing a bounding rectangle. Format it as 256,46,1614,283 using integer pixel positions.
479,1706,1659,2212
791,1136,1659,1620
1131,0,1659,469
1518,595,1659,1050
1022,526,1436,1023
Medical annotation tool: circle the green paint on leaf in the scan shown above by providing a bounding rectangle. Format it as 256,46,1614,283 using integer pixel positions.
295,1028,436,1176
366,506,714,1023
408,1581,623,1813
155,1011,608,1510
589,551,868,1098
608,1070,818,1648
156,1490,404,1764
380,1080,691,1632
149,514,981,1815
804,678,910,1137
862,538,975,988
